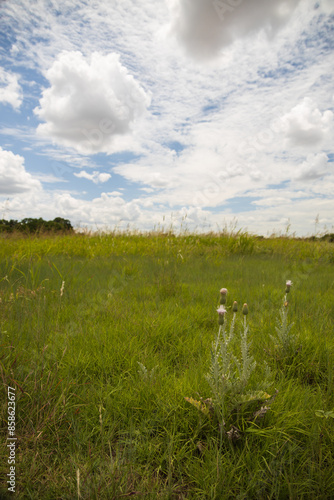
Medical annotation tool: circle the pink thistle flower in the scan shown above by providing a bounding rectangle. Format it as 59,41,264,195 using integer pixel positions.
217,306,227,316
217,305,227,325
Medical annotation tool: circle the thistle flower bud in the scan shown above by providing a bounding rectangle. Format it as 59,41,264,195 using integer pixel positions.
217,305,227,325
285,280,292,293
242,303,248,315
232,301,238,312
219,288,228,305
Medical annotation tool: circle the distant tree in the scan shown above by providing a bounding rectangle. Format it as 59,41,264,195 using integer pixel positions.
0,217,74,234
320,233,334,243
20,217,45,233
51,217,73,231
0,219,19,233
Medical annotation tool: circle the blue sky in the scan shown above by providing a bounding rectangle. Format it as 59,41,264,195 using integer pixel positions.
0,0,333,235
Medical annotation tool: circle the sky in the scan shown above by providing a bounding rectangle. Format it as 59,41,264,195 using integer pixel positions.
0,0,333,236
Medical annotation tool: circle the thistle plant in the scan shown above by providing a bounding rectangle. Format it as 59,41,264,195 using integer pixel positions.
271,280,296,355
206,296,258,414
187,288,271,439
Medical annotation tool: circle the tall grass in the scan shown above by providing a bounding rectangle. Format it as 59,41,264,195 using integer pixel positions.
0,230,334,498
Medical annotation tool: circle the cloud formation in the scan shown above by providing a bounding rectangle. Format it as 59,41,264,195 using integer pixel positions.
0,147,41,195
34,51,151,154
74,170,111,184
295,153,330,181
0,67,22,109
167,0,301,60
1,0,333,236
281,97,334,147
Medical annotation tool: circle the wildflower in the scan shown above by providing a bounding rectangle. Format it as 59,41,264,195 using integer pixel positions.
219,288,228,305
285,280,292,293
232,301,238,313
217,305,227,325
242,303,249,315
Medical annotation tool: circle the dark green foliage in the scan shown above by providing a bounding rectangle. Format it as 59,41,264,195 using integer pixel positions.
0,217,73,234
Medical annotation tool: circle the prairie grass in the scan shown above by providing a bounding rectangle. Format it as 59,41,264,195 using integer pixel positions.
0,230,334,498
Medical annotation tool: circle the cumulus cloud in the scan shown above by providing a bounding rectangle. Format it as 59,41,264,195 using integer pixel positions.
74,170,111,184
52,191,142,225
295,153,330,181
34,51,151,154
1,0,334,237
166,0,301,60
281,97,334,147
0,67,22,109
0,147,41,195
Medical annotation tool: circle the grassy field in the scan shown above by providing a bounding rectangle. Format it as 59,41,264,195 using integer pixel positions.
1,230,334,499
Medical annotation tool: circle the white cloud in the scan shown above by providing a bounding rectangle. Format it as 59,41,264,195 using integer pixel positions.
74,170,111,184
108,191,123,196
1,0,334,236
166,0,301,60
281,97,334,147
0,67,22,109
0,147,41,195
1,176,333,237
295,153,330,181
34,51,151,154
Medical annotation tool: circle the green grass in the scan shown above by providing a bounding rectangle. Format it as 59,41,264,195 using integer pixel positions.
1,230,334,498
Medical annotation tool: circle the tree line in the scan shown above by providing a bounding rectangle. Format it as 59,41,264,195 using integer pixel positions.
0,217,74,234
